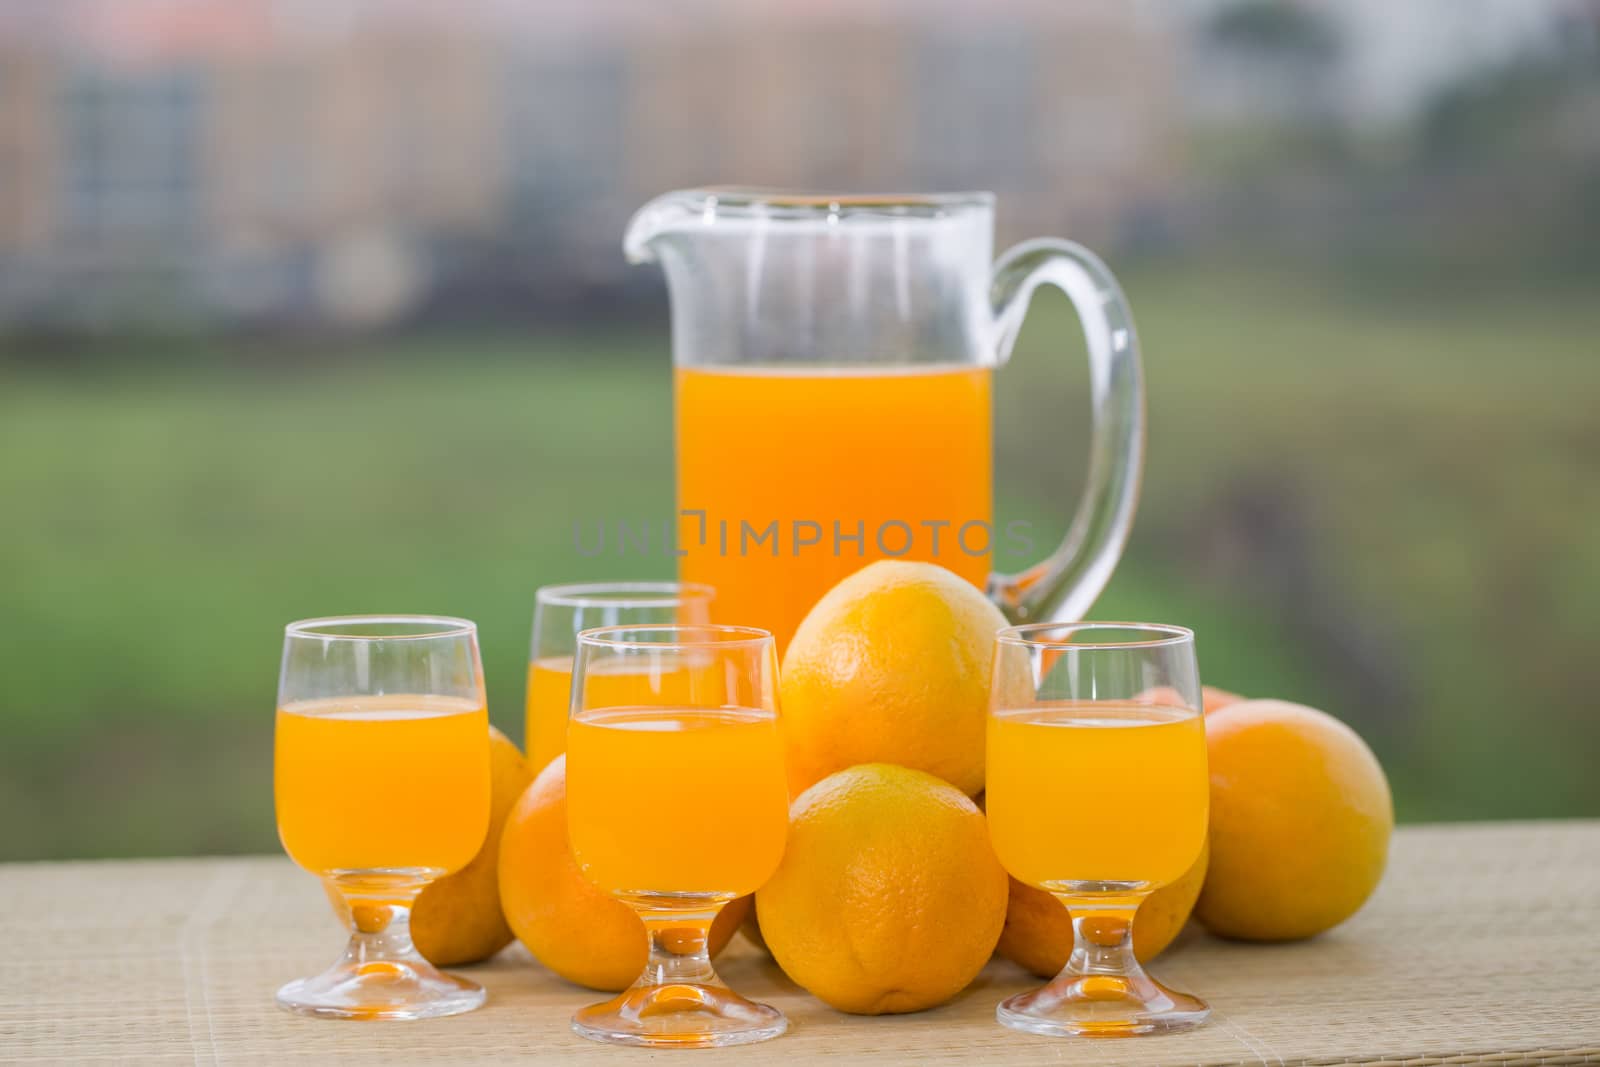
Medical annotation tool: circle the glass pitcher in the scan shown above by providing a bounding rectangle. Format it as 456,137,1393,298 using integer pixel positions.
626,189,1143,652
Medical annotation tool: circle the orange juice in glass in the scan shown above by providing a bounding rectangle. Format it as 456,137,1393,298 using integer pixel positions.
567,705,787,895
565,624,788,1048
273,615,491,1021
524,582,712,773
627,189,1148,652
986,703,1207,890
275,693,489,876
985,623,1210,1038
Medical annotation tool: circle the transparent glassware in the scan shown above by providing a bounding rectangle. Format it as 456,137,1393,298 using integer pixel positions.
565,624,788,1047
627,188,1145,651
274,615,492,1020
524,581,714,774
985,622,1211,1037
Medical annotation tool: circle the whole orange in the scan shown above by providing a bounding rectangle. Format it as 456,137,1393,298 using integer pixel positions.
1200,686,1246,713
997,839,1209,977
780,561,1007,797
497,756,744,990
1197,699,1392,941
740,906,768,954
755,763,1008,1014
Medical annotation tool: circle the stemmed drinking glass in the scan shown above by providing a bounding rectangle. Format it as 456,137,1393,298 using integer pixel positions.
274,615,492,1020
565,624,789,1047
985,622,1211,1037
525,581,713,774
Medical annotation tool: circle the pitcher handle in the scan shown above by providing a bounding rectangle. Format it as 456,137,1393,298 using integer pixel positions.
987,239,1144,624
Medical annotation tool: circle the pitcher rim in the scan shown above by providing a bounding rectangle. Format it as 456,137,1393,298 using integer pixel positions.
689,187,994,218
625,187,995,261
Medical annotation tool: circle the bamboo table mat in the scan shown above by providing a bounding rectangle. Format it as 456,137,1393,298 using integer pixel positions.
2,821,1597,1065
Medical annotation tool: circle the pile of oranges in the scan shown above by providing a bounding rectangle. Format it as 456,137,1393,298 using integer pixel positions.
379,561,1393,1015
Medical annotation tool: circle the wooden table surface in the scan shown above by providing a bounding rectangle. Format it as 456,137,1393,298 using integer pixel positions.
2,821,1598,1065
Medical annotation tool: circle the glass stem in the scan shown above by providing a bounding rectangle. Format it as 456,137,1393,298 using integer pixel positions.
1054,892,1146,978
633,901,725,988
331,874,428,966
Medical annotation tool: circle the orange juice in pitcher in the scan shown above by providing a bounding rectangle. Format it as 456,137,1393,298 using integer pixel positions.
628,190,1145,648
675,363,992,649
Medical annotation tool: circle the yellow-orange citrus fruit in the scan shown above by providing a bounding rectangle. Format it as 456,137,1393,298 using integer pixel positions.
740,905,768,954
1197,699,1392,941
755,763,1008,1014
1200,686,1247,713
323,724,533,966
996,839,1209,978
780,561,1007,797
497,756,744,990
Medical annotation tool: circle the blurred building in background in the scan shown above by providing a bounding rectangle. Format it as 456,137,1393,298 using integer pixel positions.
6,0,1593,333
0,0,1184,331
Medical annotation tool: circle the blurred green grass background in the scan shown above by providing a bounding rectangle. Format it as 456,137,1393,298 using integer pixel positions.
3,266,1598,860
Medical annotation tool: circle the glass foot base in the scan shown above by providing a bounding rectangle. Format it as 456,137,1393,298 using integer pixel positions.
276,958,485,1021
573,983,787,1048
998,972,1209,1038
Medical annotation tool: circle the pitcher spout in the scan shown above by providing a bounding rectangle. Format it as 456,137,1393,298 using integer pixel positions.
623,189,711,265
